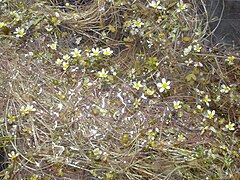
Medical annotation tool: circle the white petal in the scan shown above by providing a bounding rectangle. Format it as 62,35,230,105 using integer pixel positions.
156,83,162,87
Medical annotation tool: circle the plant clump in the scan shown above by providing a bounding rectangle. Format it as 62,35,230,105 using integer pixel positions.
0,0,239,179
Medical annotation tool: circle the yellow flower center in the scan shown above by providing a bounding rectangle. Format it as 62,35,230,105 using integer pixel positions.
135,22,141,27
179,5,184,9
208,114,213,119
162,83,168,89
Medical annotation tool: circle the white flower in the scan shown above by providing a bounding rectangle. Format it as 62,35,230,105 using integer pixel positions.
56,58,63,65
8,151,19,159
20,104,36,115
58,103,63,111
62,62,69,70
55,12,60,18
102,47,113,56
0,22,6,28
219,145,228,150
197,105,203,111
195,88,205,95
203,95,211,106
14,27,25,37
177,134,185,141
148,129,156,140
93,148,102,156
98,68,108,78
197,105,202,109
176,1,187,12
47,42,57,50
11,11,21,21
130,68,136,76
184,58,193,66
141,93,147,99
20,106,27,115
70,48,81,58
205,110,215,119
193,44,202,52
225,56,235,65
149,0,163,9
90,47,100,57
145,89,155,95
63,54,70,60
133,81,143,90
194,62,203,67
183,45,192,56
173,101,182,109
132,18,144,28
157,78,171,93
225,122,235,131
45,25,53,32
134,98,141,107
76,37,82,45
216,95,221,101
26,104,36,112
83,78,93,87
220,84,231,93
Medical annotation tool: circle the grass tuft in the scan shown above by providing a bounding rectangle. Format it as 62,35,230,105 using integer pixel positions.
0,0,239,179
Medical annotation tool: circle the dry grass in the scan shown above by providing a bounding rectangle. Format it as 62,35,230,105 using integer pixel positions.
0,0,239,179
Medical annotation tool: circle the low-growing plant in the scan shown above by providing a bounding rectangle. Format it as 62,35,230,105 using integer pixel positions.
0,0,239,179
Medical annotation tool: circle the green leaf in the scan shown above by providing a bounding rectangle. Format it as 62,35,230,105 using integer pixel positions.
186,73,197,81
108,25,116,33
